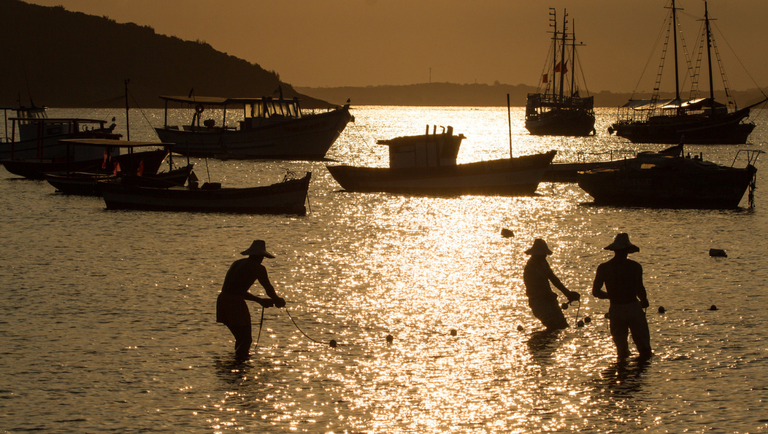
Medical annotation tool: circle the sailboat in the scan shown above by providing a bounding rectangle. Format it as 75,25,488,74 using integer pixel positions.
525,8,595,136
609,0,767,144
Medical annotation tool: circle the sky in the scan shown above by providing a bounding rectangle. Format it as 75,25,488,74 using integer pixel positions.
25,0,768,93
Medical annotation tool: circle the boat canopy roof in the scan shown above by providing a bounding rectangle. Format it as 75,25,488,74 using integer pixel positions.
622,98,725,110
159,95,300,106
60,138,169,148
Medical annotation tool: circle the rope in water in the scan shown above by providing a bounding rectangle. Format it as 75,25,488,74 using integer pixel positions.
254,306,265,348
284,307,327,345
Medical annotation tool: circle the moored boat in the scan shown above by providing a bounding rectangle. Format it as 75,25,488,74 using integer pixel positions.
326,125,556,196
46,164,194,196
576,145,761,209
525,9,595,136
0,104,121,162
609,0,767,144
99,171,311,215
2,138,169,180
154,93,353,160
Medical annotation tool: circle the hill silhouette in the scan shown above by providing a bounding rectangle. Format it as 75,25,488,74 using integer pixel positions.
2,0,765,110
0,0,336,109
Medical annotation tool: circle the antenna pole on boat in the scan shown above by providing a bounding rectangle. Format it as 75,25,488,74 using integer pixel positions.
703,1,716,107
124,79,130,141
671,0,681,113
507,94,513,158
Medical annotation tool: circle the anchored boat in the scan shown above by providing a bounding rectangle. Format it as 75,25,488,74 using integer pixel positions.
327,125,556,196
524,8,595,136
154,94,353,160
609,0,767,144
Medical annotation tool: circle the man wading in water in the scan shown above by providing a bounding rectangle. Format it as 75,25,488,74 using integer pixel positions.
523,239,581,331
216,240,286,360
591,233,652,360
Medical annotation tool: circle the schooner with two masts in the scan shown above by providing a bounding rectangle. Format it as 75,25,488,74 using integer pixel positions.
609,0,767,144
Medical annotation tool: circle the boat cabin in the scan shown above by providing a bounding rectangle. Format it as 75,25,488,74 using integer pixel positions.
158,95,304,132
377,125,464,169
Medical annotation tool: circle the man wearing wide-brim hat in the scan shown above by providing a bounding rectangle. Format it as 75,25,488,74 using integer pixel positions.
591,233,652,360
216,240,287,360
523,239,581,331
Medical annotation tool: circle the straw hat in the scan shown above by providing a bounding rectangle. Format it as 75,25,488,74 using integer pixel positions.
525,239,553,255
240,240,275,258
604,233,639,253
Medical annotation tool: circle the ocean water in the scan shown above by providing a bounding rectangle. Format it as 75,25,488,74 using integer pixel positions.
1,106,767,433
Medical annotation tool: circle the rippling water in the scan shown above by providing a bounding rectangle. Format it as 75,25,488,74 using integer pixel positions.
1,106,768,433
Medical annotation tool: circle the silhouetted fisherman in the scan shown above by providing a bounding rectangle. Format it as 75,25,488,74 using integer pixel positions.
523,239,580,330
216,240,286,360
591,233,652,360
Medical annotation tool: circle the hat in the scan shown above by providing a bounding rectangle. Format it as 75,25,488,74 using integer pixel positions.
604,233,639,253
240,240,275,258
525,239,552,255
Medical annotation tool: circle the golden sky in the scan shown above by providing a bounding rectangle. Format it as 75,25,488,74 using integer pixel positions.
25,0,768,92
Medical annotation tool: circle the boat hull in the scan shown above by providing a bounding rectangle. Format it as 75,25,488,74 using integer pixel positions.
577,162,756,209
326,151,556,196
611,109,756,145
100,172,311,215
155,107,353,160
525,109,596,136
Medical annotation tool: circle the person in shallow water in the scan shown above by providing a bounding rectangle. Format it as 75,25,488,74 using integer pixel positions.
216,240,286,360
591,233,652,360
523,239,581,330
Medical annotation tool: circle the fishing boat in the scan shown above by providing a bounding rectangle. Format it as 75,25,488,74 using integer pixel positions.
577,145,761,209
154,93,353,160
609,0,767,144
525,8,595,136
41,138,193,195
2,138,169,180
45,166,194,196
326,125,556,196
0,104,121,162
99,171,312,215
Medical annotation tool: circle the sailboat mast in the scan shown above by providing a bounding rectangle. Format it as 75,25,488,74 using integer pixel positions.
704,0,715,104
571,20,576,98
671,0,681,108
550,8,557,101
559,9,568,102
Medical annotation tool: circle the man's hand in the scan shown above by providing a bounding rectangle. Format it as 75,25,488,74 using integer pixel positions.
272,297,286,308
566,291,581,302
640,298,650,309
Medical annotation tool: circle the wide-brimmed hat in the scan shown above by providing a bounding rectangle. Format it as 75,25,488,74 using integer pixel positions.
604,233,639,253
241,240,275,258
525,239,553,255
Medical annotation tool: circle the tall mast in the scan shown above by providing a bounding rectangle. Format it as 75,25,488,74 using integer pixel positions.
550,8,557,101
671,0,681,109
559,9,568,102
704,0,715,104
571,20,576,98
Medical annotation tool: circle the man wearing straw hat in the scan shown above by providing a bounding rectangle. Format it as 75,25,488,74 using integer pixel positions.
216,240,287,360
591,233,652,360
523,239,581,331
